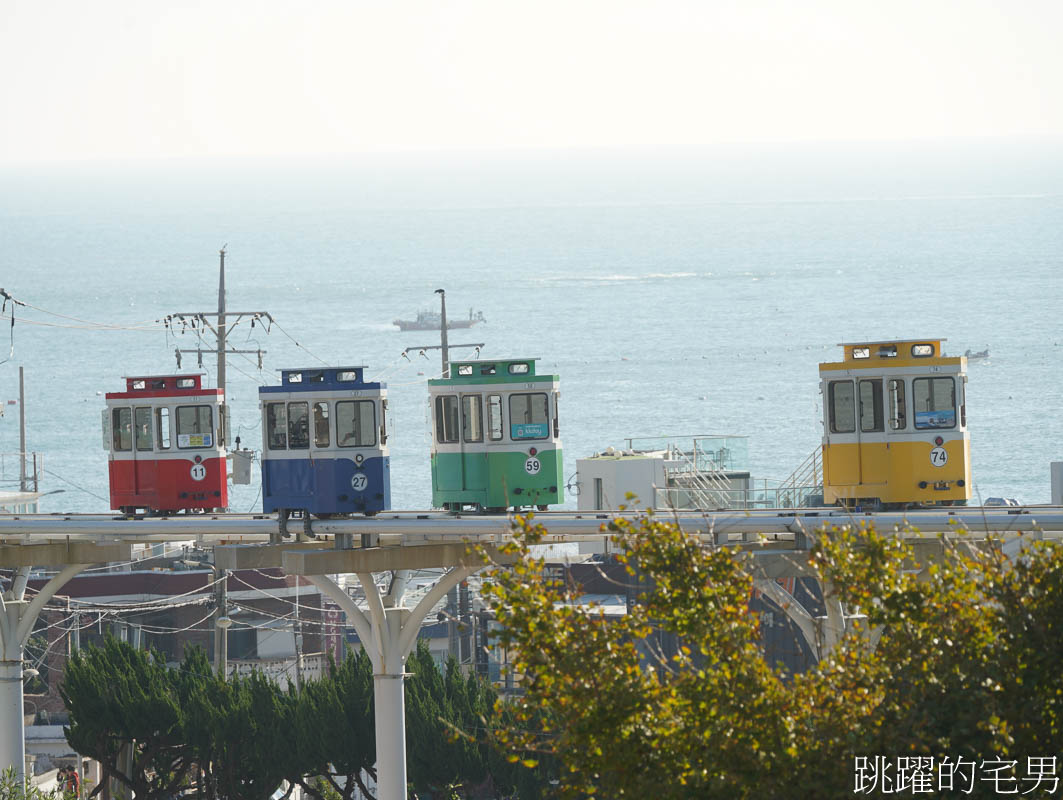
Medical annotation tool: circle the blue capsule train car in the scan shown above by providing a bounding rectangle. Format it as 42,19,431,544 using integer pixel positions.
259,367,390,516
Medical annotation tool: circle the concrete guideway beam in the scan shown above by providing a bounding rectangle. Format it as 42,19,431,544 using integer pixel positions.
0,542,131,567
282,542,517,576
214,541,330,571
3,507,1063,546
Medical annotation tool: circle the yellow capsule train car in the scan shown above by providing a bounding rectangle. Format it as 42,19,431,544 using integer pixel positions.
820,339,970,508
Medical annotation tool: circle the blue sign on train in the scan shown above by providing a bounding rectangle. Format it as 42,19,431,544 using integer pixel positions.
511,423,548,439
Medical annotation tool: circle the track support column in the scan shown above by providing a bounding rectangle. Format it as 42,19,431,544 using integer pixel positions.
0,602,29,784
0,564,88,784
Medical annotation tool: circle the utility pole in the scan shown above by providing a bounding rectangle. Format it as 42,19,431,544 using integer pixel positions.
403,289,483,380
18,367,26,493
170,248,272,450
214,568,229,677
436,288,449,377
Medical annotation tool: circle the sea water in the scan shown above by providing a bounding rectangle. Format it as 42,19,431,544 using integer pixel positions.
1,141,1061,513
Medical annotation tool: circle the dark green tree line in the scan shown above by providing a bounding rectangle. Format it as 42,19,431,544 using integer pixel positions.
62,637,547,799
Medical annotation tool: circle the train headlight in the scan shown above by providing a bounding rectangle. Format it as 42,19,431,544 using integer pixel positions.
918,481,928,489
529,447,538,456
934,437,944,446
194,455,203,464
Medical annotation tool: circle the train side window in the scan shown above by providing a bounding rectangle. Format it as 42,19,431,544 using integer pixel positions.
156,407,171,449
509,393,549,440
877,345,897,358
911,344,935,357
913,377,956,429
308,372,325,383
176,378,195,389
828,381,856,434
112,407,132,451
176,405,214,448
433,396,459,444
888,379,907,430
462,395,483,443
132,379,146,390
457,365,473,376
553,392,560,437
480,365,496,375
337,371,359,382
134,407,154,451
487,395,503,441
266,403,287,450
287,402,310,449
858,380,884,432
380,399,388,445
286,373,303,384
852,348,870,359
313,402,330,448
337,400,377,447
508,363,530,375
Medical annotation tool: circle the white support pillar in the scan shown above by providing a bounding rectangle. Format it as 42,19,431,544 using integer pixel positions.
0,602,29,785
306,565,476,800
0,563,87,784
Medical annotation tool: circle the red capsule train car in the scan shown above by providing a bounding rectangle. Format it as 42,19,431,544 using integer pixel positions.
104,375,227,514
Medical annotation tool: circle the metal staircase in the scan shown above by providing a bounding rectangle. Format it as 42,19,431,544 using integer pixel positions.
774,448,823,509
660,442,735,510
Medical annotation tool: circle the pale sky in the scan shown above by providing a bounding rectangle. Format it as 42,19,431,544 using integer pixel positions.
1,0,1061,164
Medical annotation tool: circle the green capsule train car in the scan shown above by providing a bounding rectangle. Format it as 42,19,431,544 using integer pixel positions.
429,358,563,511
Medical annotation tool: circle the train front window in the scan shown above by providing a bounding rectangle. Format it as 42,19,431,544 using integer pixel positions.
859,380,883,433
156,407,171,449
462,395,483,443
135,407,153,451
337,400,377,447
287,402,310,449
509,393,549,440
313,402,330,448
176,405,214,448
112,407,132,451
487,395,503,441
888,379,907,430
434,396,459,444
828,381,856,434
913,377,957,429
266,403,287,450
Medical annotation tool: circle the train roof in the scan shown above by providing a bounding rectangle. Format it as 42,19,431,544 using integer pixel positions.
106,374,222,399
821,338,963,370
259,366,384,393
835,338,947,347
429,358,559,385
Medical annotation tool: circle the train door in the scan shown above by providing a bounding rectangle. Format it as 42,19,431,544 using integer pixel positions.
856,378,887,487
460,393,488,503
132,405,157,498
309,399,332,501
434,394,462,493
825,378,859,501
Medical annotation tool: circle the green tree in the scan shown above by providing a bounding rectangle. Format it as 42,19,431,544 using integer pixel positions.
482,512,1063,798
61,637,196,799
287,649,376,800
183,667,291,800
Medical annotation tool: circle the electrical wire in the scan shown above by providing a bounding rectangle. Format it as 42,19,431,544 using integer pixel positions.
267,319,331,367
40,467,111,504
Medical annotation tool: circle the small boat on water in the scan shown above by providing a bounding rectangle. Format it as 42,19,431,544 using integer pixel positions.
964,348,989,360
393,308,485,332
